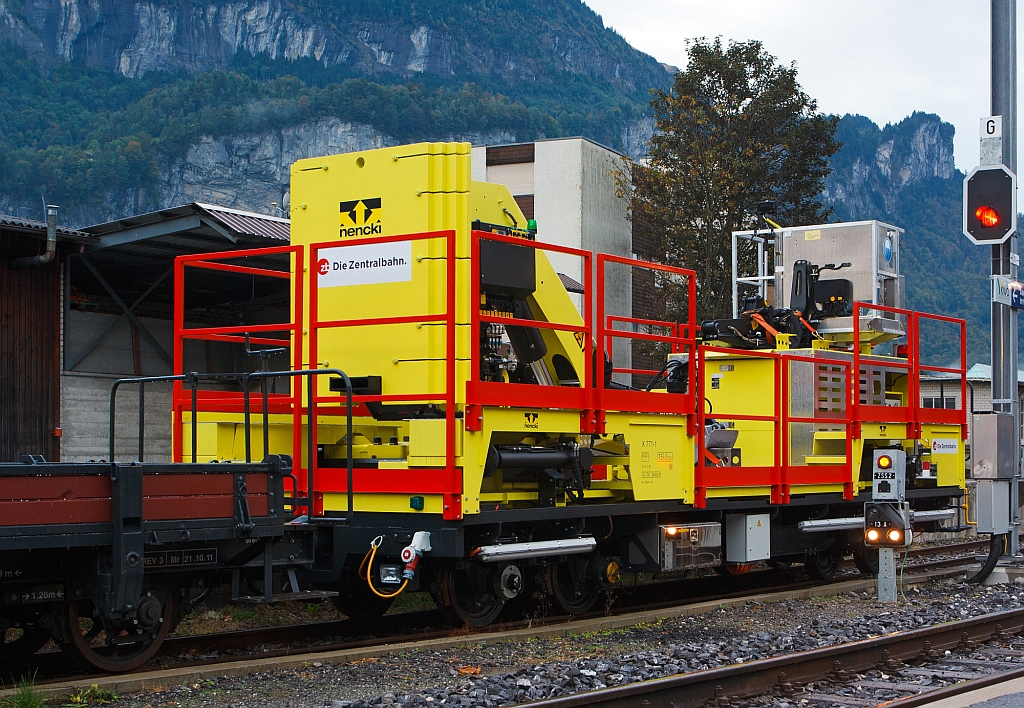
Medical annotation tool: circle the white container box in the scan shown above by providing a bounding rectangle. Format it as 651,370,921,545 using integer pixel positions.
725,513,771,563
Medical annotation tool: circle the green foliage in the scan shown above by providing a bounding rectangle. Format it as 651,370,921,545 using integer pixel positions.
0,42,561,210
628,38,840,320
827,113,993,366
0,0,668,214
0,673,43,708
63,684,117,706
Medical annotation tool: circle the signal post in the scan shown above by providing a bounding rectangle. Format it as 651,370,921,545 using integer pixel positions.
963,0,1020,561
865,450,911,602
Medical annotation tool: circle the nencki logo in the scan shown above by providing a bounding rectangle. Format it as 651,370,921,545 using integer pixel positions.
524,412,539,429
340,197,382,237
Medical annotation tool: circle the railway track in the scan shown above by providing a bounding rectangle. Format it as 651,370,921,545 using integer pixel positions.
524,603,1024,707
16,539,986,686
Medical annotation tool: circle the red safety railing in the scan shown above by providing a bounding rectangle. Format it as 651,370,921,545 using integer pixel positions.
596,255,697,422
852,302,916,429
852,302,968,439
914,311,968,434
308,231,461,519
466,230,594,431
781,353,854,502
694,346,782,507
694,348,855,507
172,245,304,462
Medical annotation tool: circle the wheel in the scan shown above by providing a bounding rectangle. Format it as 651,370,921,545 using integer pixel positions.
547,561,599,616
329,558,395,621
61,591,174,672
853,547,880,575
805,549,841,580
1,612,51,662
436,564,504,627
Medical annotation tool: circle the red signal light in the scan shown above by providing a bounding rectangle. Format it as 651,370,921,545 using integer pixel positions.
976,205,1001,227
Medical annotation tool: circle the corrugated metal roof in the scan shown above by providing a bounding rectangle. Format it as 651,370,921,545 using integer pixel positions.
195,203,290,241
85,202,289,242
0,214,91,241
557,272,585,294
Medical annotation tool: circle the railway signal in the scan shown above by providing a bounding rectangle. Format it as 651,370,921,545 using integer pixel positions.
963,164,1016,245
869,449,909,602
864,501,912,548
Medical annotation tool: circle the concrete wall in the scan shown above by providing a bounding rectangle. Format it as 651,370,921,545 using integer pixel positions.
60,310,273,462
61,371,173,462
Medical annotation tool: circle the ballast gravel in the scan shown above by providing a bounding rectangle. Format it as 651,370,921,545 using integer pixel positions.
109,577,1024,708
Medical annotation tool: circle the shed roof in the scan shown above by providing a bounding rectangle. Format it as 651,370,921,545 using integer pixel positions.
0,213,91,242
74,203,290,315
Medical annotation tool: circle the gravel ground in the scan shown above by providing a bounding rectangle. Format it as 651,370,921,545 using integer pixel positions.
103,576,1024,708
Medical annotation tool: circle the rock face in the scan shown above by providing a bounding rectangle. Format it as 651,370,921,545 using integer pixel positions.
161,118,519,215
824,112,957,219
15,119,518,226
0,0,663,93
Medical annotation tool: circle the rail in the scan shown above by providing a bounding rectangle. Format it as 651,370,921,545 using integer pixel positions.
241,368,354,521
468,229,593,427
110,373,199,463
852,302,916,429
694,347,854,507
596,254,697,421
852,302,968,438
913,310,968,433
309,230,459,519
172,244,303,462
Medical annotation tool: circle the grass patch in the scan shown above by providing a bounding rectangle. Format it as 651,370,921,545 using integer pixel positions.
1,673,43,708
63,684,117,706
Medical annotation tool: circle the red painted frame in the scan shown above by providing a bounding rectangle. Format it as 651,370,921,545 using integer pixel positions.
852,302,916,431
596,254,697,424
308,231,460,519
913,311,968,435
852,302,968,439
467,230,595,430
694,347,855,507
172,245,304,462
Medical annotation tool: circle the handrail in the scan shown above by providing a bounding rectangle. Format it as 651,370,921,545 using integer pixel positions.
596,254,696,418
309,230,459,519
852,301,916,430
173,245,304,463
468,229,593,429
111,373,199,464
242,368,354,523
913,311,968,432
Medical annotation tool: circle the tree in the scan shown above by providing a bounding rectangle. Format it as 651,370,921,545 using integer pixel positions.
627,38,840,321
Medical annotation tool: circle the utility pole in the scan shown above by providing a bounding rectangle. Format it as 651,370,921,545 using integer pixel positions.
990,0,1020,558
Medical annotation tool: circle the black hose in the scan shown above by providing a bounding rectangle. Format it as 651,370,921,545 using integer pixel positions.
968,533,1006,584
188,586,213,610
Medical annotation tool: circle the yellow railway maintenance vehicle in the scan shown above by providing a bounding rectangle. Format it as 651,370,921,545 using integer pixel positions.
171,142,968,626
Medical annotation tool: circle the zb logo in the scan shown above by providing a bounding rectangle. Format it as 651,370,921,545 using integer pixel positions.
339,198,382,237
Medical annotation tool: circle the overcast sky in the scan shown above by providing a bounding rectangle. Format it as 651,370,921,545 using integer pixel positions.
585,0,1012,173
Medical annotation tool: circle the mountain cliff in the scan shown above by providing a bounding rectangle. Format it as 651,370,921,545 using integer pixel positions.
1,0,667,92
0,0,669,222
823,112,992,366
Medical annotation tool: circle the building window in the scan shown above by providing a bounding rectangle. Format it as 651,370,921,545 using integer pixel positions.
922,397,956,409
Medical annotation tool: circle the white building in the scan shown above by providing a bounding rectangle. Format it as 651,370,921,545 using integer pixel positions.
471,138,633,377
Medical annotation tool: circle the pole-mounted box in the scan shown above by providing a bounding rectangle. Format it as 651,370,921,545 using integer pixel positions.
971,412,1016,479
872,449,906,501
